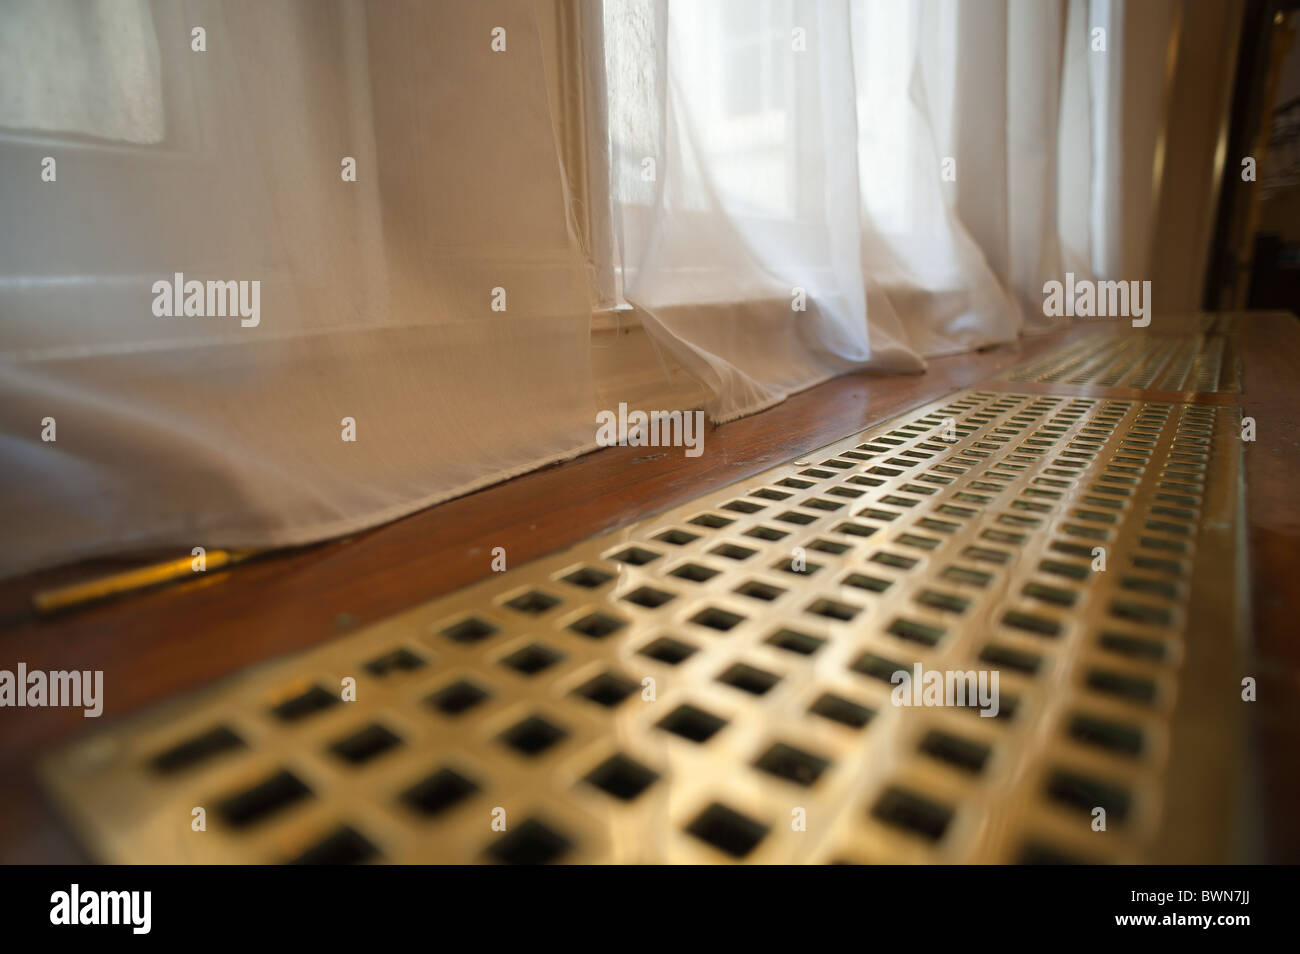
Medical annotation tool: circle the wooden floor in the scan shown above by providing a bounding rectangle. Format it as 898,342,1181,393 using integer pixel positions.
1,313,1296,863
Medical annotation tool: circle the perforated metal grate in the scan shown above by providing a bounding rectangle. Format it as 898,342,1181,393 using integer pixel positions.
1008,332,1238,392
41,388,1248,864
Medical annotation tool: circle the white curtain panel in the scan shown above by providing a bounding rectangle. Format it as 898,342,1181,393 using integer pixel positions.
0,0,1177,578
602,0,1174,422
0,0,597,578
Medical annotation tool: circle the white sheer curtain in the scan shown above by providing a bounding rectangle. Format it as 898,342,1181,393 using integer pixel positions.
601,0,1174,421
0,0,1181,578
0,0,597,578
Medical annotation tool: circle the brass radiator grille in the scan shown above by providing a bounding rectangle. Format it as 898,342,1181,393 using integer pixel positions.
1007,332,1238,392
41,389,1248,864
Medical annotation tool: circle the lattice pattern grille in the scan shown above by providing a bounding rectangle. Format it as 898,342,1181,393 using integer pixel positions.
1008,333,1237,392
42,389,1245,864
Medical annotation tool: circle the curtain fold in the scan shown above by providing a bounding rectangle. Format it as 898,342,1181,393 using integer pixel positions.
602,0,1178,419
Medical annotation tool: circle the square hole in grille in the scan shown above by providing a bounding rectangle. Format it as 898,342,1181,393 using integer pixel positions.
808,538,851,554
887,617,946,646
572,670,639,708
690,606,746,632
329,723,402,765
560,566,614,588
499,715,568,757
716,662,781,696
710,543,758,561
806,598,859,621
216,770,312,829
623,585,677,609
809,692,874,729
871,785,953,841
150,726,245,775
569,611,627,639
979,643,1042,675
401,767,480,817
1121,575,1180,599
582,753,659,801
774,557,824,575
669,562,720,583
765,628,825,656
441,616,499,644
753,742,831,787
503,589,562,614
657,703,728,743
270,685,340,722
963,545,1010,565
842,572,892,593
638,635,698,665
880,495,920,509
915,590,969,615
1046,769,1131,822
897,533,941,552
850,651,912,684
289,825,378,865
426,679,490,716
486,818,572,865
654,529,700,546
1025,582,1078,608
1003,610,1062,638
1110,599,1173,627
608,546,660,566
918,730,990,773
826,486,865,499
942,565,993,588
800,497,843,512
735,580,786,602
1098,631,1166,661
871,552,918,570
833,521,877,538
499,642,565,676
690,513,734,529
1086,668,1157,704
1068,713,1144,756
364,647,426,677
1016,840,1095,866
686,802,768,858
